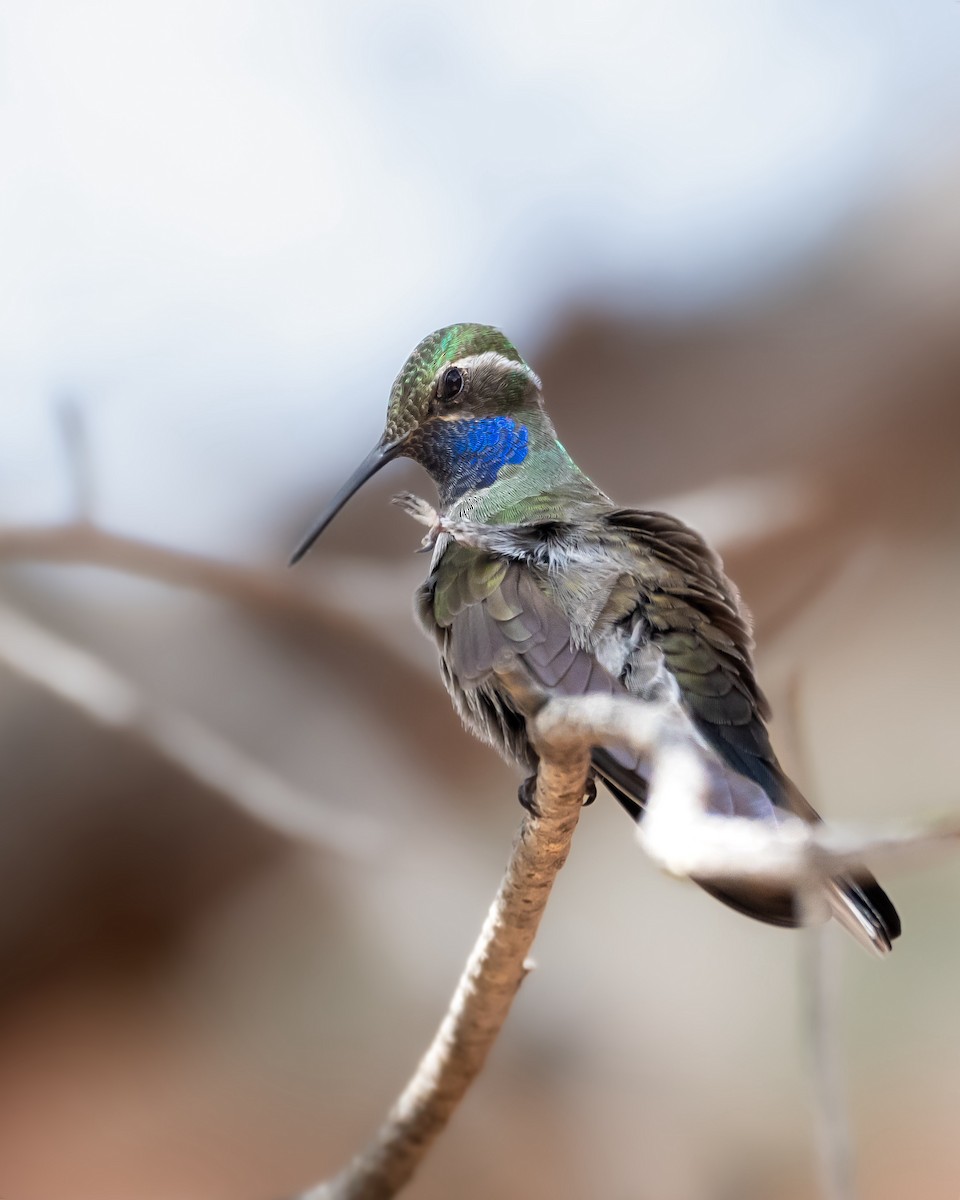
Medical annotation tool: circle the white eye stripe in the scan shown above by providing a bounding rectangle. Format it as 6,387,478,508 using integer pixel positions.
448,350,542,390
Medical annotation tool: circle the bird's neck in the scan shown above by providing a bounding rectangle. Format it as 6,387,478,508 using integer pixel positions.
436,414,607,524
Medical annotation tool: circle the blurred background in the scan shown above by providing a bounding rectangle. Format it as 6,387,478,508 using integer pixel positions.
2,2,960,1197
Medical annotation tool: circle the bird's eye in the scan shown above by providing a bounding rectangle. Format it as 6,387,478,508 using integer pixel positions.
437,366,464,404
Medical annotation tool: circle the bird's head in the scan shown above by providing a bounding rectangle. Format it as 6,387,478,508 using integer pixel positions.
290,323,545,563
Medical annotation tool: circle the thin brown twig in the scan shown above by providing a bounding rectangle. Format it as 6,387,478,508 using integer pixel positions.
297,709,593,1200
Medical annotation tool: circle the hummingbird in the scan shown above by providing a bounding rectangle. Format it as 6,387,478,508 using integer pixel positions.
291,323,900,955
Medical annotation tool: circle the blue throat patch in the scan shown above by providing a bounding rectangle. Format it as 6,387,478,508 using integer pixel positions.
424,416,529,503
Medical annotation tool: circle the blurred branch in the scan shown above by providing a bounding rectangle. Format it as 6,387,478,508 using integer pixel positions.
0,522,331,612
652,473,821,555
0,522,431,677
557,694,960,885
56,396,96,523
31,399,378,644
785,669,856,1200
802,922,856,1200
0,600,377,857
761,542,885,687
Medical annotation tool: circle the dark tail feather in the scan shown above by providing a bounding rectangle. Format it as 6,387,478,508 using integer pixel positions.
593,754,645,821
593,751,902,953
847,877,901,941
829,876,901,954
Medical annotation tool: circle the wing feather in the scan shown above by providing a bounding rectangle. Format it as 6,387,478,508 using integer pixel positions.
418,516,899,951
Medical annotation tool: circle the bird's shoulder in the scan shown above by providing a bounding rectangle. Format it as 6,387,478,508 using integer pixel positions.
417,538,510,631
597,507,788,801
598,509,759,677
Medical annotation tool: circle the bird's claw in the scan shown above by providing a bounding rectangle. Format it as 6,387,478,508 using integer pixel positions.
392,492,444,551
518,772,595,817
517,774,541,818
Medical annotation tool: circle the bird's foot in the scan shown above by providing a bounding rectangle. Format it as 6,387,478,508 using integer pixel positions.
518,772,595,817
392,492,443,551
517,774,541,818
393,492,512,556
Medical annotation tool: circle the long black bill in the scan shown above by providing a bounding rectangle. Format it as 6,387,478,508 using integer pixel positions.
289,438,403,565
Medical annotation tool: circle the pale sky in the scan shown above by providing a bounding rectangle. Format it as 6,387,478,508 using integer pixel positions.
1,0,958,552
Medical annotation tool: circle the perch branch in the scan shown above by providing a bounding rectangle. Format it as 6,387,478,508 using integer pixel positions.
297,704,593,1200
297,683,960,1199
